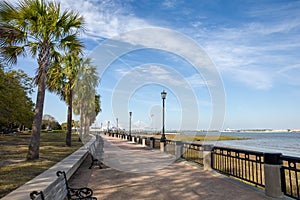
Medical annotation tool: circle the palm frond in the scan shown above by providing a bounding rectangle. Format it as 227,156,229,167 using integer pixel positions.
60,34,84,52
1,46,25,65
27,41,38,57
0,1,19,22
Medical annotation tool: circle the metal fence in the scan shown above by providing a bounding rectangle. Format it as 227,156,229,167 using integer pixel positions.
281,155,300,199
145,137,151,146
212,146,265,187
182,142,203,166
149,137,160,149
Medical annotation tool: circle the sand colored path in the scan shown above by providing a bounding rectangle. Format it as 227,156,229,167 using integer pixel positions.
69,135,274,200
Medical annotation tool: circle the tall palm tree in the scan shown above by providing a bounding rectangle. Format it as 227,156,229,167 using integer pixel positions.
0,0,84,159
47,52,81,146
73,58,100,141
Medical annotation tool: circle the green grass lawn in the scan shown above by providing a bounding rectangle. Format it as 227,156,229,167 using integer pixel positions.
0,132,82,198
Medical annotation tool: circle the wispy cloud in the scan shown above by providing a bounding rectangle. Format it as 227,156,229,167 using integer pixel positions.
186,74,210,88
277,64,300,86
60,0,153,39
162,0,178,9
115,64,189,88
189,16,300,90
62,0,300,91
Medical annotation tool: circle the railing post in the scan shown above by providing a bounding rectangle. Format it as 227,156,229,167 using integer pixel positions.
142,137,146,146
150,137,155,148
203,145,214,171
175,141,183,159
264,153,283,198
160,141,166,152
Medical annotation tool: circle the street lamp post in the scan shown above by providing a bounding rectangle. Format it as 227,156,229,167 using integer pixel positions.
160,90,167,142
129,111,132,140
116,118,119,133
107,120,110,135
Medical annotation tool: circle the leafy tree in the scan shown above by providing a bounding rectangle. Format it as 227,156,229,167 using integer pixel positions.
61,122,67,130
0,0,84,159
0,68,34,132
42,114,61,130
47,52,81,146
73,59,100,141
61,120,79,131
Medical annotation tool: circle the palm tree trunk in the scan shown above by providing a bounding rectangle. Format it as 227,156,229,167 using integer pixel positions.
27,44,50,160
27,78,46,160
66,91,72,146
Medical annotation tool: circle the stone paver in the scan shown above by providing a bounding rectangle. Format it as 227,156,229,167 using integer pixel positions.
69,135,273,200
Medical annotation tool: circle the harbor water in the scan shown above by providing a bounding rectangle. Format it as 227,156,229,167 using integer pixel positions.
183,131,300,157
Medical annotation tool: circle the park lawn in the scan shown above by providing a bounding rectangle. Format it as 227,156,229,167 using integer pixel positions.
0,132,83,198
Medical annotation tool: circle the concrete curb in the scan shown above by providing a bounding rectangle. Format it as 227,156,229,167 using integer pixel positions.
1,134,96,200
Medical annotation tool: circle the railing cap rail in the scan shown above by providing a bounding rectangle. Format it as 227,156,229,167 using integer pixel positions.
213,146,264,155
280,154,300,162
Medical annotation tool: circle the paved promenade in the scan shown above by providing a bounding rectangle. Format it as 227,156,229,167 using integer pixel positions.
69,135,274,200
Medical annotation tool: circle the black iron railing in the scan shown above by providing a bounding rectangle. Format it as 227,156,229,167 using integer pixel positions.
182,142,203,166
212,146,265,187
149,137,160,149
281,155,300,200
145,137,151,146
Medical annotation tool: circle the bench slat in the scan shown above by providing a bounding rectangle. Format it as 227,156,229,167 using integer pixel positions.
43,175,68,199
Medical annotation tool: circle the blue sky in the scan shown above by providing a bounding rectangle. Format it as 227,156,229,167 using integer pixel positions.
13,0,300,130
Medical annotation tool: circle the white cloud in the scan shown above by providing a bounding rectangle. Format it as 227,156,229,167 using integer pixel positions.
233,69,273,90
62,0,300,91
186,74,209,88
190,18,300,90
60,0,153,39
277,64,300,85
115,64,188,88
162,0,178,9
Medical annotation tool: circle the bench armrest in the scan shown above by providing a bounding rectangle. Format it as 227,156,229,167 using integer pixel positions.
68,187,94,199
30,191,44,200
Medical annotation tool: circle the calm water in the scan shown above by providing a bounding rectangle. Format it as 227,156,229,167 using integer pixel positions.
183,131,300,157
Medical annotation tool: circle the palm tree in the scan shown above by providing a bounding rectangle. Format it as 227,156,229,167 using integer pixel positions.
73,59,100,141
0,0,84,160
47,52,81,146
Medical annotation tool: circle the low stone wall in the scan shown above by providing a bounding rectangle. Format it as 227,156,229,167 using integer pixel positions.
2,135,96,200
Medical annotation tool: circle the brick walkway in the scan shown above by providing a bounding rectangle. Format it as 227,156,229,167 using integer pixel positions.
69,135,275,200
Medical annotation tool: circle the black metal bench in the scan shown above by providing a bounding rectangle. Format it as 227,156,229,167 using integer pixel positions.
30,171,97,200
88,136,105,169
89,142,102,169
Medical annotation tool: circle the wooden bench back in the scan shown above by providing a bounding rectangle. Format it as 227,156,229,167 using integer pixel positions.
89,142,96,155
30,173,68,200
44,174,68,199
